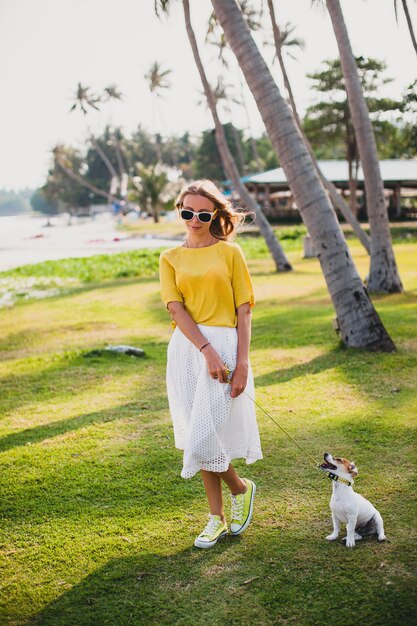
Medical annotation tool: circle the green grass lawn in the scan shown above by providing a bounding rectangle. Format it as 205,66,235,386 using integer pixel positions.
0,237,416,625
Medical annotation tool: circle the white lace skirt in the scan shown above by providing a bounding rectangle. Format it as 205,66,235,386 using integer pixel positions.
166,324,263,479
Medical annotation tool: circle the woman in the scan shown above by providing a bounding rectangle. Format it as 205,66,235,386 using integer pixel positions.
159,179,262,549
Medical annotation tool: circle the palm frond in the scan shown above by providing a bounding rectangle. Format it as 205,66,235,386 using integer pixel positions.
145,61,172,94
206,10,219,40
103,84,123,102
70,82,101,114
280,22,305,51
394,0,399,23
154,0,172,18
238,0,261,30
264,21,305,61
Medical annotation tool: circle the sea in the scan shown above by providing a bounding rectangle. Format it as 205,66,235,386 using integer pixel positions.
0,213,176,271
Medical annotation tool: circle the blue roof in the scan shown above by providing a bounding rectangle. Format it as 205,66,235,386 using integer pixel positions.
222,173,261,187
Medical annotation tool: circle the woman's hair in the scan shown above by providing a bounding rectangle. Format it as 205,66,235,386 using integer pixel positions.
175,179,248,241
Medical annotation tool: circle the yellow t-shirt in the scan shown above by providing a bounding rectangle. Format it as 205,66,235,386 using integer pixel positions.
159,240,255,328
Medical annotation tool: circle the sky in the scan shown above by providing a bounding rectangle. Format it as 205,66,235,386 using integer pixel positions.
0,0,416,190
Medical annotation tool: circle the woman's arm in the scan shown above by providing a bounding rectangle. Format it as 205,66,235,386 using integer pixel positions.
230,302,252,398
167,302,229,383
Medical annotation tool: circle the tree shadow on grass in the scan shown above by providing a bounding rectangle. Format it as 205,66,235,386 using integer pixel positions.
241,267,415,354
253,341,416,419
26,519,416,626
0,275,163,361
146,288,336,351
0,340,165,416
0,321,120,361
1,411,198,523
249,266,320,278
25,544,238,626
252,306,335,350
0,402,141,453
4,399,415,529
254,348,342,388
146,291,174,327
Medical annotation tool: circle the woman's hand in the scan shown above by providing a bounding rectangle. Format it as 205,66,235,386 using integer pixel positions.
230,362,248,398
202,345,229,383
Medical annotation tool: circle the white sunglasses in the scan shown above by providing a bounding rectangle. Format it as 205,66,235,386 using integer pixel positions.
179,208,218,223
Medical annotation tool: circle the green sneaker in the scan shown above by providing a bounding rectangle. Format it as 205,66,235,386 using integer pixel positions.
194,514,228,549
230,479,256,535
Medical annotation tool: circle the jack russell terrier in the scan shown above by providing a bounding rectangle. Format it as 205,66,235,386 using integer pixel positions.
320,452,386,548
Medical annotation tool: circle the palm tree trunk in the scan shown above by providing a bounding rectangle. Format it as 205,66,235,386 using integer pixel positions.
267,0,370,254
325,0,403,293
211,0,395,351
320,169,369,250
239,76,262,169
90,136,118,180
267,0,300,126
151,201,160,223
401,0,417,55
183,0,292,272
347,157,357,216
56,155,117,204
113,132,126,180
231,123,246,174
90,135,120,199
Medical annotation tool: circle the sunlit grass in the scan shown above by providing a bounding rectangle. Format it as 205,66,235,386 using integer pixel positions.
0,240,416,625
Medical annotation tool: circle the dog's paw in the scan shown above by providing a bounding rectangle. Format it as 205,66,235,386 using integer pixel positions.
326,533,339,541
344,536,356,547
378,534,386,542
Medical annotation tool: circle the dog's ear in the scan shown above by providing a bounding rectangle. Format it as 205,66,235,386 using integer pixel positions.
348,462,358,476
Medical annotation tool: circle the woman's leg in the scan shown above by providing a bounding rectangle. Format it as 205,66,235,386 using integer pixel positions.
218,464,247,495
201,465,247,521
221,464,256,536
201,470,225,522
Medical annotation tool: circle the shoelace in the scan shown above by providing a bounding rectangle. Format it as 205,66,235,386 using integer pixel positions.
201,516,222,538
231,494,245,521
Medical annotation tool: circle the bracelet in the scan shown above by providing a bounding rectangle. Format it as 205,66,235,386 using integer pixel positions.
199,342,210,352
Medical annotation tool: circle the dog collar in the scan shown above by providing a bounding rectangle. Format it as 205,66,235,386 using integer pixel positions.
320,468,353,486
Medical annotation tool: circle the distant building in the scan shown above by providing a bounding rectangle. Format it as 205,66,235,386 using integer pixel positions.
226,160,417,221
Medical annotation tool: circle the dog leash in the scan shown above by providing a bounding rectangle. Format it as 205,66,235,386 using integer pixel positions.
243,391,319,467
224,367,351,485
244,392,352,485
223,367,318,467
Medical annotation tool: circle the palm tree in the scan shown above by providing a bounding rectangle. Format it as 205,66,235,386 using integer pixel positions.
102,84,127,195
207,2,368,252
70,83,119,195
145,60,172,95
156,0,292,272
237,75,263,170
210,0,395,350
69,82,101,115
206,13,262,169
145,61,172,161
208,77,246,174
324,0,402,293
266,1,371,254
394,0,417,55
132,163,169,223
